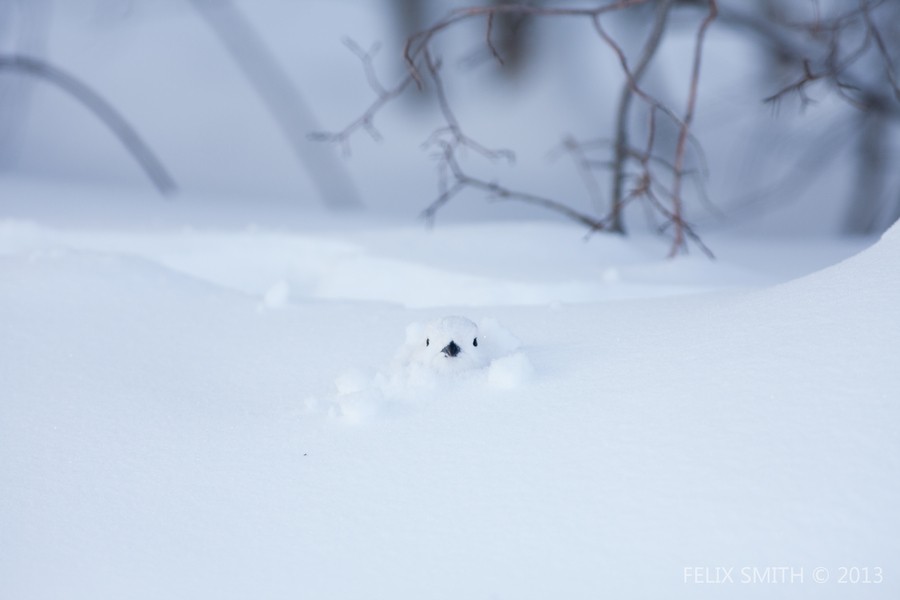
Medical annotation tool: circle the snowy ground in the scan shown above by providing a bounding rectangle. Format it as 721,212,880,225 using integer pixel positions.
1,181,898,599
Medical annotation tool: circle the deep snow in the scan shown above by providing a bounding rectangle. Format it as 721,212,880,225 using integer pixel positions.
1,191,897,599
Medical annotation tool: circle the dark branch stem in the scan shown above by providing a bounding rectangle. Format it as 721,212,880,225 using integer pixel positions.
0,54,177,195
860,0,900,102
308,39,416,153
669,0,718,257
422,143,606,232
190,0,362,208
316,0,718,258
403,0,653,88
610,0,674,234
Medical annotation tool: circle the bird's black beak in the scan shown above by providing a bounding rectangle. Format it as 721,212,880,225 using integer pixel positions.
441,340,461,358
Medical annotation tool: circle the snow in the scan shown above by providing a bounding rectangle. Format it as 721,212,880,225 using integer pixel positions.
1,183,897,599
2,1,896,595
486,351,534,390
260,279,291,310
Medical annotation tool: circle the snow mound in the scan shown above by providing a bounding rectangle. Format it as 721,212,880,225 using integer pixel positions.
258,279,291,310
314,316,531,422
487,352,535,390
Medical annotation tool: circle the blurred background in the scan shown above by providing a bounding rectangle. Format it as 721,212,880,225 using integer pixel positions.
1,0,898,237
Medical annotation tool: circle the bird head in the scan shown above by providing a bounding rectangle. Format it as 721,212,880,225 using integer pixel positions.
407,316,484,371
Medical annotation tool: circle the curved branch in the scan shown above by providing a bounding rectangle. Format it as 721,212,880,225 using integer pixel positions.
190,0,362,209
0,54,177,195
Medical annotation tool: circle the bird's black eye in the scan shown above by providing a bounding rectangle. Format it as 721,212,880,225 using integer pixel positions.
473,337,478,347
426,338,430,347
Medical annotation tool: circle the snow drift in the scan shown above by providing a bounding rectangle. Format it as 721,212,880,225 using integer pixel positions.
1,215,896,600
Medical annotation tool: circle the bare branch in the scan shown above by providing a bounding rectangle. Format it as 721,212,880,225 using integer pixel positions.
763,59,819,108
669,0,718,257
591,13,709,179
422,141,607,232
720,3,900,117
420,48,515,164
190,0,361,208
554,135,605,216
0,54,177,195
860,0,900,102
308,39,416,154
611,0,674,234
486,13,505,66
343,38,388,96
317,0,718,257
403,1,654,88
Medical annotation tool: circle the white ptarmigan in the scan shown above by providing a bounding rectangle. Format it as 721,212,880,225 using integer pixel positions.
399,316,487,373
320,315,532,420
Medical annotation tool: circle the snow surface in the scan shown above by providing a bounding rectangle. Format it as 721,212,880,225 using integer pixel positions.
1,188,897,599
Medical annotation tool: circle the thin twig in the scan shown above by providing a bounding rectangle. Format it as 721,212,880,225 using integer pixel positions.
860,0,900,102
403,1,653,88
316,0,720,257
485,13,505,66
308,39,416,154
421,48,515,163
556,135,605,216
422,141,606,232
190,0,361,208
669,0,718,257
611,0,674,234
